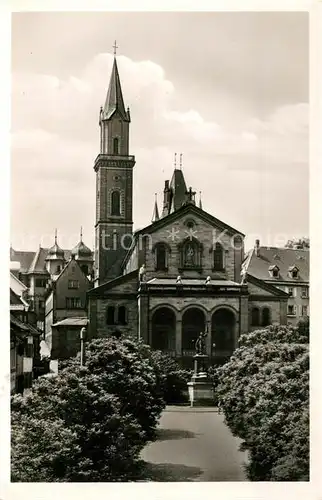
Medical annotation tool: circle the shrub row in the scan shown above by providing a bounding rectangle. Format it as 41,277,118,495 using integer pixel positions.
214,321,309,481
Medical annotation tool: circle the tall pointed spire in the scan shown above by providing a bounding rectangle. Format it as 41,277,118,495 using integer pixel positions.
152,193,160,223
103,50,129,121
199,191,203,210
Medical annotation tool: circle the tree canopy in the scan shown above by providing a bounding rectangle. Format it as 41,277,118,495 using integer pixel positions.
215,322,309,481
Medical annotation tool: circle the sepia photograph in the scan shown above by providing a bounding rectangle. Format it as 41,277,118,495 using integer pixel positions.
8,9,310,486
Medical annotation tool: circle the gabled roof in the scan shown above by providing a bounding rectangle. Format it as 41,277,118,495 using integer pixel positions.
52,317,88,327
28,247,51,274
88,269,138,297
244,247,309,283
10,248,35,273
122,203,244,270
11,247,71,274
10,313,42,336
10,288,25,307
103,57,129,122
54,257,90,285
134,202,244,239
247,274,290,297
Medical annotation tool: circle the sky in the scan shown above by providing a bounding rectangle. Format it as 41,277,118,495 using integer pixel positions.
11,11,309,251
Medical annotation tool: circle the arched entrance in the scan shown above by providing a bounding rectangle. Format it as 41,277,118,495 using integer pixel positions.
182,308,206,367
211,308,236,364
151,307,176,354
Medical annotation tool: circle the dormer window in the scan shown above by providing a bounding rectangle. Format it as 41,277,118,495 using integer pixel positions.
269,265,279,278
288,266,299,279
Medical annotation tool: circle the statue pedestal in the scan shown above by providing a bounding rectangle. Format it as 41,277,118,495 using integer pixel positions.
187,355,214,407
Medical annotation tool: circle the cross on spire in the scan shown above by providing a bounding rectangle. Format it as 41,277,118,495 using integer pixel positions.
80,226,83,242
186,186,196,202
174,152,177,168
54,228,57,244
113,40,118,56
179,153,183,170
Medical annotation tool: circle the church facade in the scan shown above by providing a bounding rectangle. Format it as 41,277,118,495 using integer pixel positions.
87,55,289,367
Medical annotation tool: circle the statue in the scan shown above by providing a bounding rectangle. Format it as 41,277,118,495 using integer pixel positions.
195,331,207,355
139,264,146,282
185,243,195,266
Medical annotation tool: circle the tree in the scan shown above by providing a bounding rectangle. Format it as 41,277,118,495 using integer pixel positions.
215,323,309,481
11,337,166,482
136,343,192,404
285,237,309,249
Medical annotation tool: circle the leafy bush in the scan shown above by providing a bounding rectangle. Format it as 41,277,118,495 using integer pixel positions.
137,346,192,404
215,323,309,481
11,337,165,482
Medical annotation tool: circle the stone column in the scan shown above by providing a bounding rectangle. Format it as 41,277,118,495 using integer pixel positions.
206,317,212,357
176,319,182,357
138,284,149,344
239,292,249,341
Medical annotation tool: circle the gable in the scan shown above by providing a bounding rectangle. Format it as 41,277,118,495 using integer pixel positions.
88,270,138,298
136,203,244,238
247,274,289,298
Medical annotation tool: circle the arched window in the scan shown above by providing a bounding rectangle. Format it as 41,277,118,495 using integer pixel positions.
118,306,127,325
56,265,61,274
213,243,224,271
262,307,271,326
154,243,168,271
106,306,115,325
113,137,119,155
111,191,121,216
251,307,260,326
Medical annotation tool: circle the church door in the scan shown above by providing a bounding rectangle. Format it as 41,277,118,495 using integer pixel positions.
151,307,176,355
211,308,236,364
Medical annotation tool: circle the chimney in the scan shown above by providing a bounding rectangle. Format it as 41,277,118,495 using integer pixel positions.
254,239,260,256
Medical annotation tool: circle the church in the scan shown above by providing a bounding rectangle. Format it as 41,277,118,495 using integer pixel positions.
87,54,289,368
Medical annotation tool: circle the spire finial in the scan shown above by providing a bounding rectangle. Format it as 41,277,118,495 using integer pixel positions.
113,40,118,56
54,228,57,245
152,193,160,223
179,153,183,170
174,152,177,168
80,226,83,242
199,191,203,210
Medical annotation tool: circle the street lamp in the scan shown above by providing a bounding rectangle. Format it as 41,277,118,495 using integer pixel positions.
80,327,86,366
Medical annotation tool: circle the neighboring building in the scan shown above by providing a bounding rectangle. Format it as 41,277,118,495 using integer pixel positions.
44,256,92,357
10,272,42,394
10,230,93,331
87,55,290,368
50,317,88,360
242,241,309,326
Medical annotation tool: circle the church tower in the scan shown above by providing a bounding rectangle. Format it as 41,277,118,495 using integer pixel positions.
94,47,135,285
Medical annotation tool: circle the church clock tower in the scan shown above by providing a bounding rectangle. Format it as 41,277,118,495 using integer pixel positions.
94,47,135,285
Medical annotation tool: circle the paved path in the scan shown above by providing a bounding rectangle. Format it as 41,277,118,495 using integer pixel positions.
141,406,248,481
